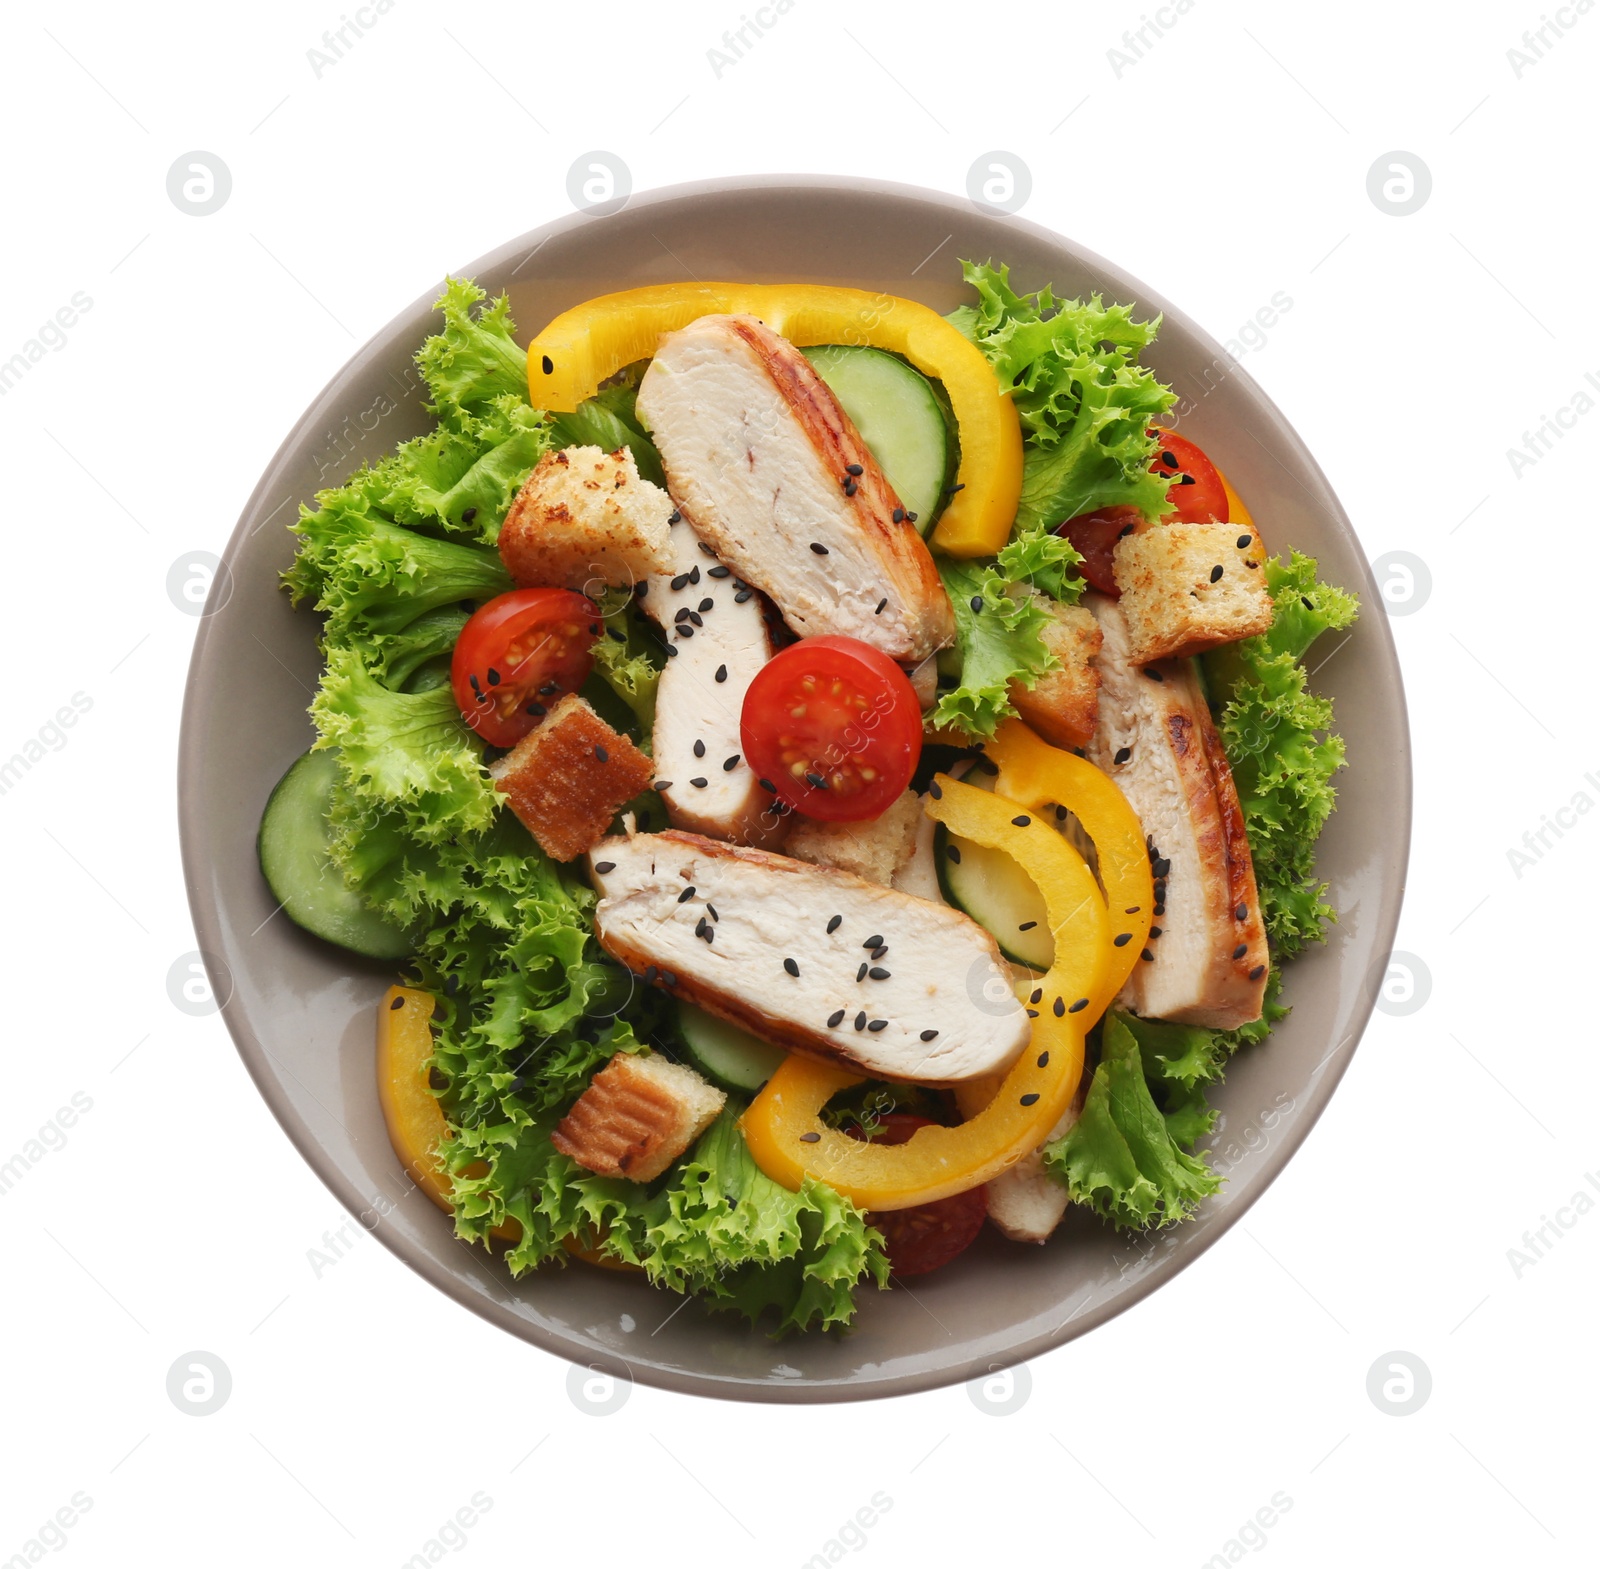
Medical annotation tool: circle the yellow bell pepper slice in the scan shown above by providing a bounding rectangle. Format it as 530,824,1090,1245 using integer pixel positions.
376,986,520,1243
524,282,1022,557
740,776,1112,1210
985,720,1154,1012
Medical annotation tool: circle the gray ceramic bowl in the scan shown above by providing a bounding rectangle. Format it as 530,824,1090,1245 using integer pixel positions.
179,174,1408,1402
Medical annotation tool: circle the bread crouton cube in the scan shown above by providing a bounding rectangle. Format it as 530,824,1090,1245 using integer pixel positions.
499,445,675,593
1112,522,1274,664
1008,597,1102,749
783,791,922,886
551,1052,726,1183
489,694,652,862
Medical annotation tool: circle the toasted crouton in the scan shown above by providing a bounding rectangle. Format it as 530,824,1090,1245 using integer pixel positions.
499,445,674,593
489,694,652,862
552,1052,725,1182
783,792,923,887
1112,521,1274,664
1008,597,1102,749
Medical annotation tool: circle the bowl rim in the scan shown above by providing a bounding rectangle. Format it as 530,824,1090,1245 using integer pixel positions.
178,171,1410,1403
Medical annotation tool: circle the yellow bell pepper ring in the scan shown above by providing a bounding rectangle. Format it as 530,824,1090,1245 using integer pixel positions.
985,720,1154,1011
376,986,520,1243
524,282,1022,557
740,776,1111,1210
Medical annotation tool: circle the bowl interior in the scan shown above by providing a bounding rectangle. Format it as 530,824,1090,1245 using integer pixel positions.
180,175,1408,1402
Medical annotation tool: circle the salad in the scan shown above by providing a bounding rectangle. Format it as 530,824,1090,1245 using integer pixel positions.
259,262,1357,1335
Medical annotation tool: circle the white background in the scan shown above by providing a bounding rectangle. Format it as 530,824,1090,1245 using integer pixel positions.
1,1,1594,1564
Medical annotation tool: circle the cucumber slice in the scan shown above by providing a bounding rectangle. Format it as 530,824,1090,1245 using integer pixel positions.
676,1000,787,1094
803,345,954,534
257,750,415,961
934,820,1053,970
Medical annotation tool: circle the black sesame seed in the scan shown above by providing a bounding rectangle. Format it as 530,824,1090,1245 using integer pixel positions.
843,478,858,496
1114,746,1131,765
920,1029,939,1042
389,996,405,1010
855,1012,867,1031
593,861,615,874
698,597,714,612
706,904,719,921
1161,449,1178,469
784,958,800,977
1019,921,1038,932
1209,564,1224,583
970,595,985,613
905,512,918,523
892,507,905,523
687,612,703,627
698,540,717,557
668,509,682,524
692,738,706,758
1020,1093,1040,1107
869,966,890,980
644,965,658,983
608,628,626,643
797,1131,822,1145
758,778,776,793
1249,964,1267,981
1055,805,1068,821
525,702,545,717
1029,1008,1042,1019
690,776,708,788
1140,948,1154,962
486,668,501,686
1237,534,1252,549
634,580,649,597
541,354,553,374
875,597,887,615
1150,927,1162,938
863,936,883,950
1030,987,1043,1004
928,779,943,800
660,971,676,986
1113,933,1132,947
695,917,708,937
1236,903,1249,921
675,607,693,623
1119,523,1137,538
708,564,731,578
946,844,961,864
1152,857,1170,879
1179,473,1196,486
827,1009,845,1028
1068,998,1089,1014
856,963,869,982
844,463,864,476
676,625,694,639
734,589,753,603
871,945,887,961
827,914,842,934
810,541,830,555
468,673,481,690
537,682,559,697
867,1019,888,1032
688,565,700,584
702,926,714,944
594,745,608,763
654,779,674,791
1011,814,1031,827
1036,1050,1050,1068
671,572,689,590
1053,996,1066,1017
714,664,728,683
677,886,696,902
1232,943,1248,960
1125,906,1140,914
1143,667,1164,682
806,772,827,789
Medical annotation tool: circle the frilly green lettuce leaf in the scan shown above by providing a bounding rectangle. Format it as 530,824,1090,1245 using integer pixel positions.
417,278,530,430
929,557,1057,738
953,261,1175,534
312,646,497,844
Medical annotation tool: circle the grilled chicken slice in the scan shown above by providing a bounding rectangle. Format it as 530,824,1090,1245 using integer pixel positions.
638,516,787,848
635,314,955,664
588,830,1030,1083
1084,594,1268,1029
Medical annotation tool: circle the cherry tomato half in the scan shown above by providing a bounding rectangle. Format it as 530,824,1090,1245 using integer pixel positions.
854,1113,988,1277
739,635,921,822
450,588,599,748
1057,428,1230,595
